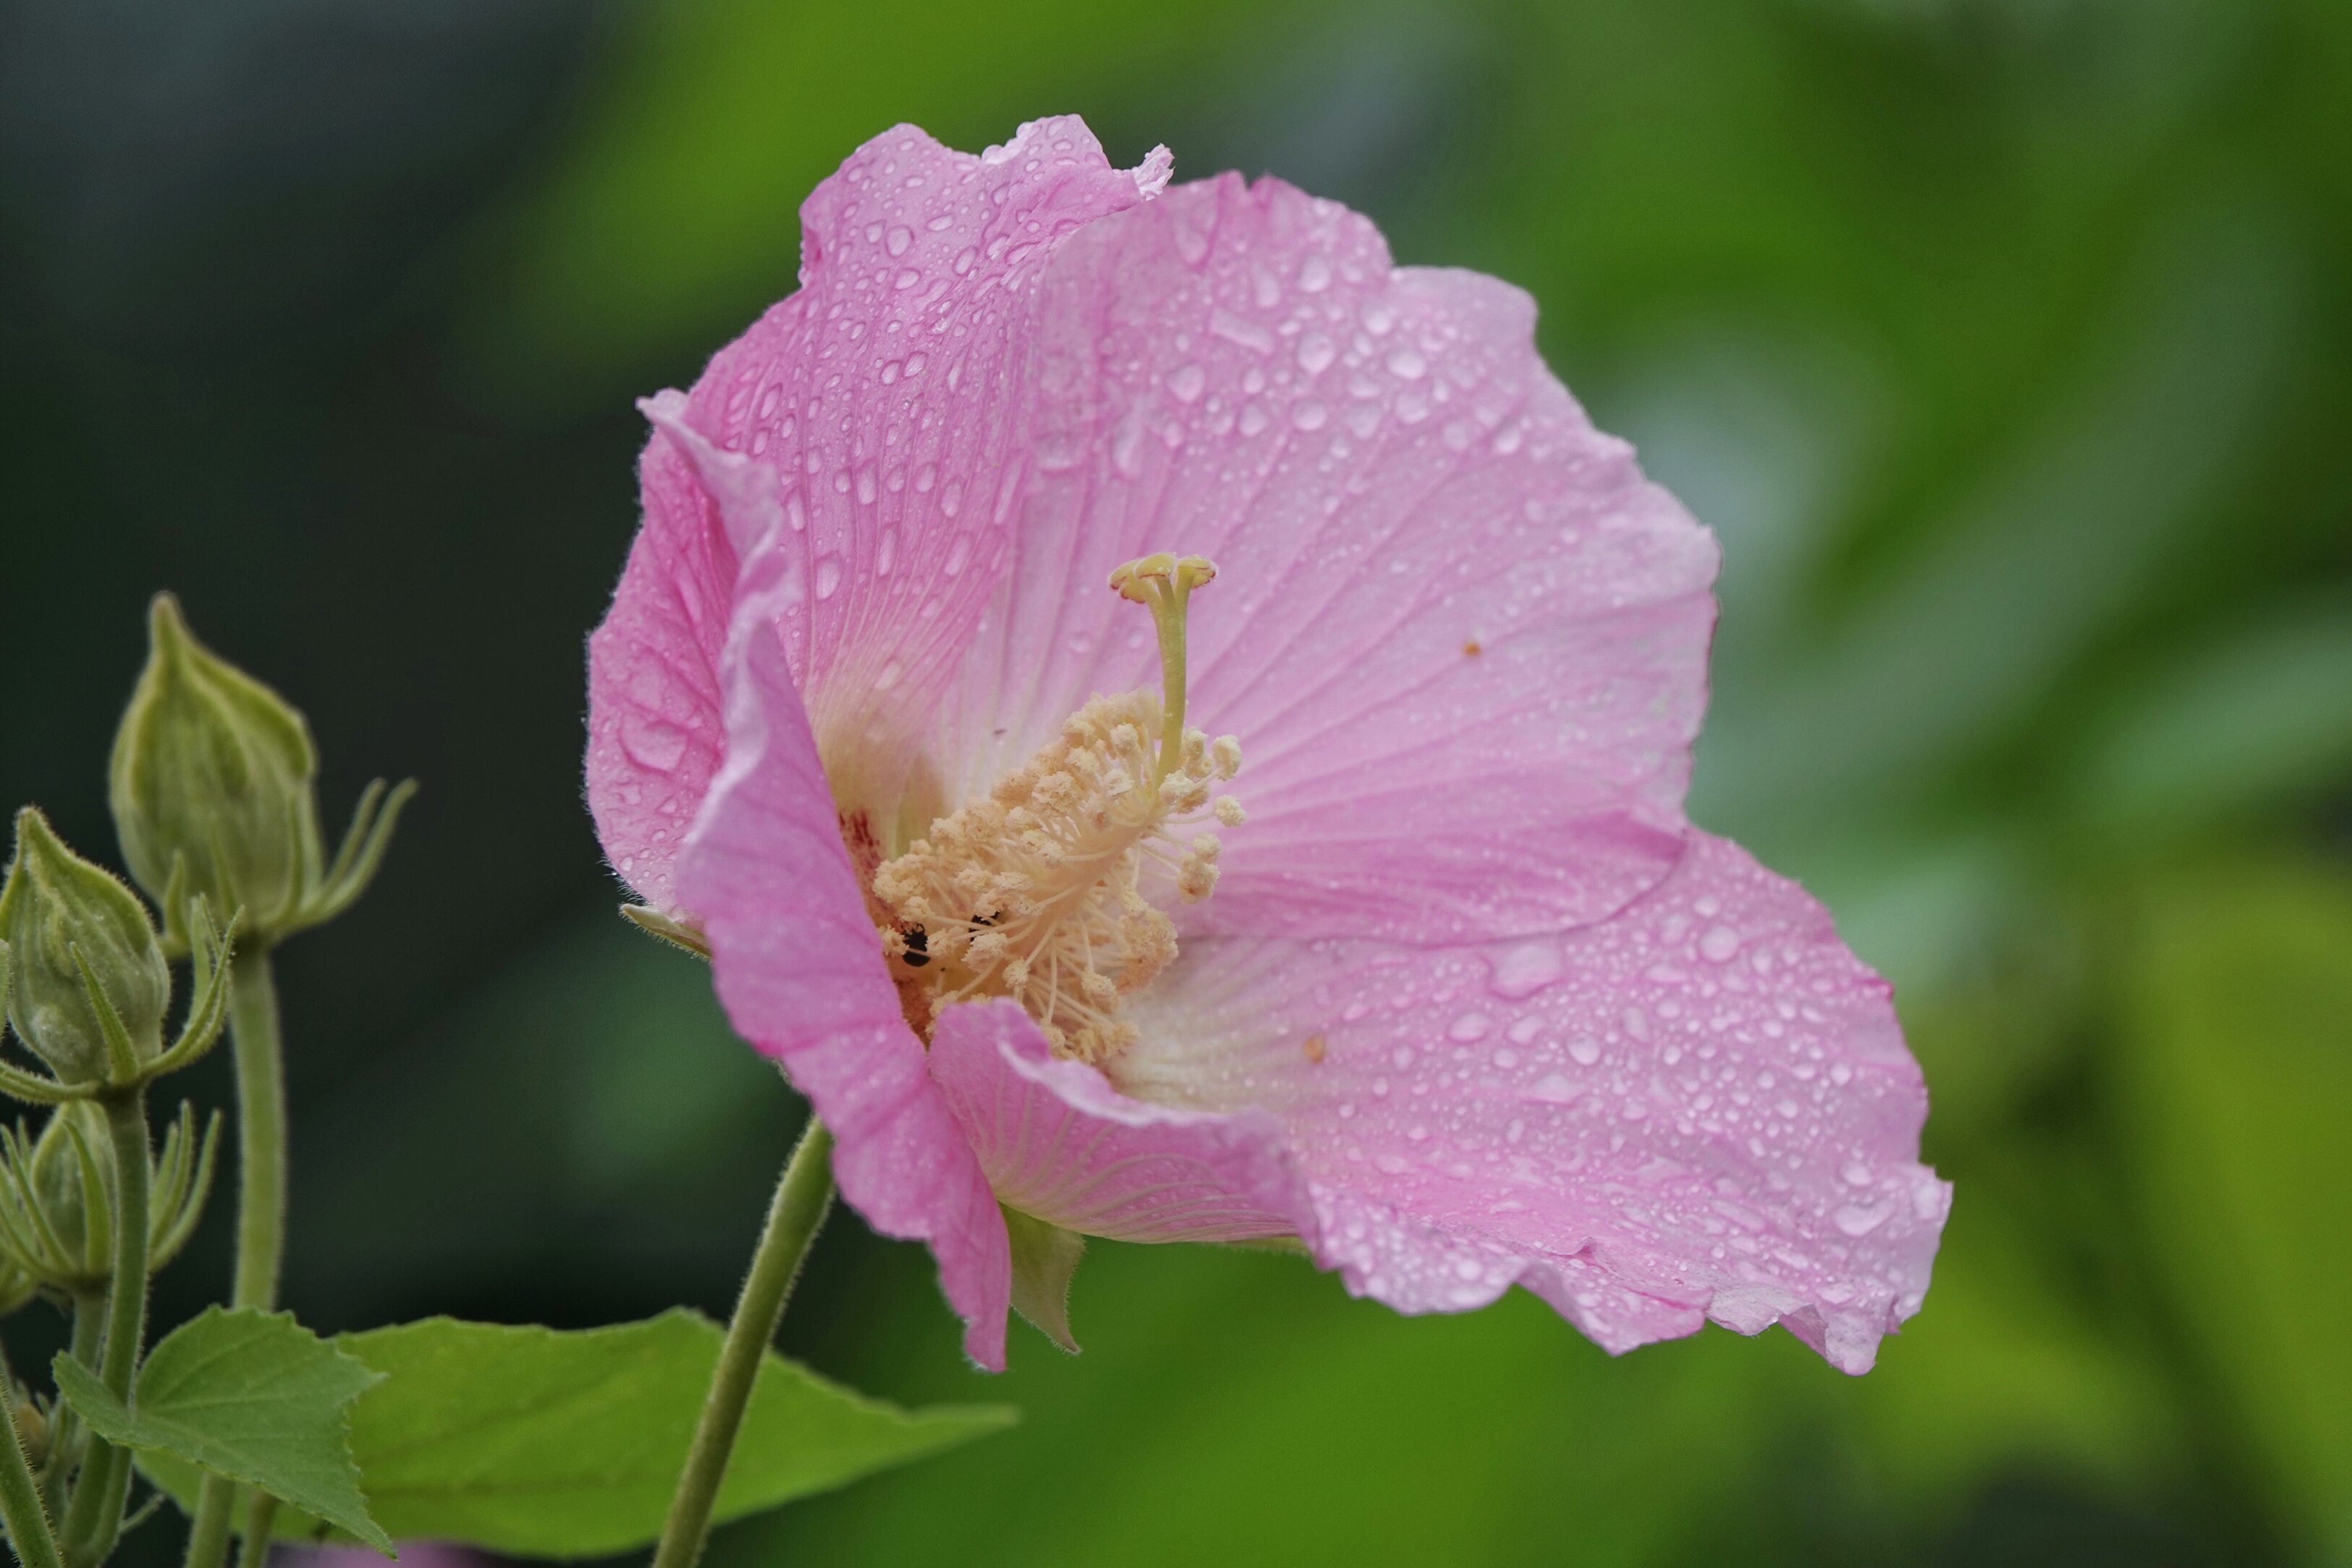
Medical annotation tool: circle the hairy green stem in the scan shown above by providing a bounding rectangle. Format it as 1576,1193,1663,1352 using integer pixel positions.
39,1302,102,1523
179,1479,234,1568
182,944,288,1568
0,1360,62,1568
229,1495,275,1568
651,1121,834,1568
59,1093,151,1568
226,947,285,1312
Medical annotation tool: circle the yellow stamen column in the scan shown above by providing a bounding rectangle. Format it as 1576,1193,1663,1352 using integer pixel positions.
1107,552,1218,785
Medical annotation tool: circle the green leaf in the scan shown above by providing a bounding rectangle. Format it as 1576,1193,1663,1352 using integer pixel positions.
2120,858,2352,1561
139,1310,1013,1557
55,1306,388,1552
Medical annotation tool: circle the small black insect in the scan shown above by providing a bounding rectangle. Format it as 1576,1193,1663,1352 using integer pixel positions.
900,926,930,967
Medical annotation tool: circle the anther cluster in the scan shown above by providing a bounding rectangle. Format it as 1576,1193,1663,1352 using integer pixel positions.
873,690,1243,1063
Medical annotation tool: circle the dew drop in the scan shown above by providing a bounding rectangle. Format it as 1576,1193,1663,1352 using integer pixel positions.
1210,309,1274,354
814,556,843,600
1168,363,1206,403
1526,1074,1579,1104
1486,941,1563,1000
1834,1204,1891,1237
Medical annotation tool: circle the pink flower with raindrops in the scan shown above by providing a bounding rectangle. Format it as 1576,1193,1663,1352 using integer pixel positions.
586,116,1950,1373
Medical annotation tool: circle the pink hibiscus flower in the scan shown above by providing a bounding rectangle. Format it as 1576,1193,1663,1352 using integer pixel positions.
585,117,1949,1374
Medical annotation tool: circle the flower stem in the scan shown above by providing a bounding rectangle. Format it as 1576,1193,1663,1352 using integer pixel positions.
232,1495,277,1568
179,1479,234,1568
59,1091,152,1568
225,947,285,1312
40,1300,102,1522
182,944,286,1568
651,1120,834,1568
0,1368,62,1568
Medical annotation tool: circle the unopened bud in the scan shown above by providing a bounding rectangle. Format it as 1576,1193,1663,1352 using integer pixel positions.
0,809,168,1085
110,594,412,952
109,594,317,950
27,1101,110,1278
0,1101,216,1291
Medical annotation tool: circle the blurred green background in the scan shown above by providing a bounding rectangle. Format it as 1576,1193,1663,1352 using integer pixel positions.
3,0,2348,1563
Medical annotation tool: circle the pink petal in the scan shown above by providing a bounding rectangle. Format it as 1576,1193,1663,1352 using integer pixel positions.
660,118,1171,804
584,430,738,912
1116,830,1949,1374
929,997,1314,1244
678,531,1011,1370
931,173,1717,944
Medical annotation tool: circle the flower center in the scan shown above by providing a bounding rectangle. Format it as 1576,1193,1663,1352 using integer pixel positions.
873,554,1244,1062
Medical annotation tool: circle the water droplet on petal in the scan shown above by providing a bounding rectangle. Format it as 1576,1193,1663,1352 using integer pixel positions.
814,556,843,600
1486,941,1563,1000
1835,1204,1891,1237
1526,1074,1579,1104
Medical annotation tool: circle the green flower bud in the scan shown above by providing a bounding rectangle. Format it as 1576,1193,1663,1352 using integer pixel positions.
0,1262,31,1323
109,594,320,951
0,809,169,1085
27,1101,112,1281
0,1101,216,1291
